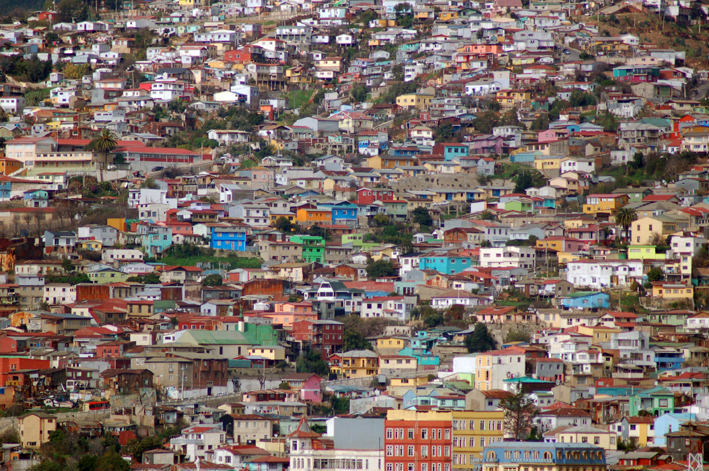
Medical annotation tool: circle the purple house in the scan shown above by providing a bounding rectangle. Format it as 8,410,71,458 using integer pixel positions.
537,128,569,143
281,373,323,402
467,135,504,154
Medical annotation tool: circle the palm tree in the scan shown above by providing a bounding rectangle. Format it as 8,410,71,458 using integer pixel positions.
615,207,637,243
88,129,117,183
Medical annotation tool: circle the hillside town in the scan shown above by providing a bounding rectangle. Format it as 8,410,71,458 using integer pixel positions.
0,0,706,469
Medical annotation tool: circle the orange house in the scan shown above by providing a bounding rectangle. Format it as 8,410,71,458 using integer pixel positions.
0,357,50,386
296,208,332,225
0,157,22,175
254,302,317,329
458,44,502,55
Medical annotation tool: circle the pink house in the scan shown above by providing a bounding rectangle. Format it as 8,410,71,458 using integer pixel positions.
537,128,569,143
281,373,323,402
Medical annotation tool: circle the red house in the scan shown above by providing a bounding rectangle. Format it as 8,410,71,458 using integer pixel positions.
291,319,343,355
356,187,396,205
385,411,452,471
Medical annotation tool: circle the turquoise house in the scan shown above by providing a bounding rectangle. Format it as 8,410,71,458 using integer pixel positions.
629,387,675,417
443,143,469,161
419,254,471,275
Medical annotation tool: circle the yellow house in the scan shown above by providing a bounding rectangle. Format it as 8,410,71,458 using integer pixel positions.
379,355,418,375
577,325,621,344
550,425,617,450
623,416,654,446
651,282,693,301
395,93,434,109
269,212,295,226
376,337,408,353
558,252,581,264
127,300,153,318
534,155,562,172
627,245,666,260
582,194,629,215
248,346,286,361
19,413,57,449
452,410,505,468
179,0,206,7
631,216,680,245
438,11,459,21
331,350,379,378
389,375,429,389
366,155,415,169
495,90,531,108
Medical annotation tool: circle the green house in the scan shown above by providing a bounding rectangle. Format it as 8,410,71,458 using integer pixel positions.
629,387,675,417
289,235,325,263
627,245,666,260
86,268,131,284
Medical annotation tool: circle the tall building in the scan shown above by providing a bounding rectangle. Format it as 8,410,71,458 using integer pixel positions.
451,411,505,470
481,442,606,471
385,410,452,471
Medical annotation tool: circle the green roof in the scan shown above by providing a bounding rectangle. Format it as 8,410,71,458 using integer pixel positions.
182,330,252,345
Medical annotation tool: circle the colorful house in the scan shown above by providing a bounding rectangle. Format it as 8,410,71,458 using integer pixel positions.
582,194,629,215
289,235,325,263
296,208,332,225
210,226,247,252
629,387,675,417
419,254,472,275
559,292,610,310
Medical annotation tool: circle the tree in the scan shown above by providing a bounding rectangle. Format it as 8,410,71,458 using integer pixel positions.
56,0,88,22
394,2,413,27
647,267,664,282
202,274,223,286
615,207,637,243
350,83,368,102
500,392,537,441
366,259,397,279
275,216,297,233
464,323,496,353
88,129,117,183
473,110,500,134
64,63,91,80
411,207,433,228
505,328,531,343
296,348,329,376
423,309,444,328
344,330,372,351
514,171,535,193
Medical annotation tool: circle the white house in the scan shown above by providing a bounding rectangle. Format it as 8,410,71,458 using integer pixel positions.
170,425,226,462
480,246,535,269
566,259,644,289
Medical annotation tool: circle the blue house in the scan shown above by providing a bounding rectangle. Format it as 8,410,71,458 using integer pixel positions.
321,201,358,226
442,143,469,161
138,224,172,256
653,413,696,446
559,292,610,310
653,348,684,371
419,254,472,275
0,178,11,200
210,226,247,251
481,442,606,467
509,152,540,164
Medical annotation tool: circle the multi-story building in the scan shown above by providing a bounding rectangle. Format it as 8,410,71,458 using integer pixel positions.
330,350,379,378
451,411,505,469
480,442,606,471
479,247,535,270
385,410,452,471
474,347,526,391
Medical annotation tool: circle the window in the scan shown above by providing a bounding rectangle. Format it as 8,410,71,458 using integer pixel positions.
421,429,428,439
